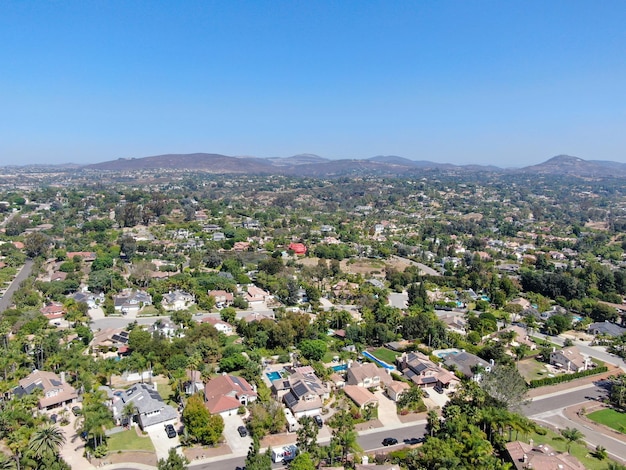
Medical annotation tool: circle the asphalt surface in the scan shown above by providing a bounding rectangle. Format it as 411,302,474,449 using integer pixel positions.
0,258,34,312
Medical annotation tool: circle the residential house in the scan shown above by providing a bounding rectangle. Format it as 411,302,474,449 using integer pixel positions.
13,370,78,410
504,441,585,470
287,242,307,256
66,251,97,262
90,328,130,355
204,374,257,418
40,302,65,320
397,352,460,391
72,290,103,309
112,383,178,430
201,317,234,335
549,346,591,373
386,381,410,402
444,351,491,381
346,362,392,389
185,370,204,396
343,385,378,410
245,285,272,306
50,271,67,282
113,289,152,315
281,366,330,418
208,290,234,307
148,318,179,338
588,321,626,337
161,290,195,311
499,325,536,350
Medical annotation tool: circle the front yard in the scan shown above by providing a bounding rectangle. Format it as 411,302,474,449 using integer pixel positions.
587,408,626,434
107,428,156,452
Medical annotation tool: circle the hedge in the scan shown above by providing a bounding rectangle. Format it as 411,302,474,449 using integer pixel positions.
528,366,608,388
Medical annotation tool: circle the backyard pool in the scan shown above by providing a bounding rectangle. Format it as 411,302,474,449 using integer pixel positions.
331,364,348,372
266,371,281,381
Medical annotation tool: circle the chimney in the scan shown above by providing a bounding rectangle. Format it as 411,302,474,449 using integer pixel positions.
60,371,65,384
522,454,527,463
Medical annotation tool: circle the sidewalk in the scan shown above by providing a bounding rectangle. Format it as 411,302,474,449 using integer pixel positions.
563,403,626,445
527,366,621,399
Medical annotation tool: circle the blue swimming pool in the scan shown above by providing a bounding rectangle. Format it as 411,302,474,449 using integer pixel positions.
266,371,281,381
362,351,395,371
331,364,348,372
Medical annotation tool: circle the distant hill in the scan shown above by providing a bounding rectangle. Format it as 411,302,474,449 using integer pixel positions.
79,152,626,178
516,155,626,178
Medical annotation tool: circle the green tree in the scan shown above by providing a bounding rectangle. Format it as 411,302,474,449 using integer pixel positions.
480,364,528,411
289,452,315,470
558,427,584,453
298,339,327,361
328,409,361,464
296,416,319,455
157,448,189,470
28,425,66,461
182,394,224,445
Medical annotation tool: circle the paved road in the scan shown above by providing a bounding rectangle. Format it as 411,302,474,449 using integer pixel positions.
523,382,626,464
0,258,34,313
187,423,429,470
533,331,626,371
391,256,441,277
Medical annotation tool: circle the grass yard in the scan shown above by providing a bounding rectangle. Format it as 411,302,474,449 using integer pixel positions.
153,379,177,406
587,408,626,434
520,427,615,470
517,358,553,382
107,429,155,452
371,347,399,365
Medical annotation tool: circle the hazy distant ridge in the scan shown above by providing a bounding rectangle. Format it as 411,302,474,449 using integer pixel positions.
72,153,626,178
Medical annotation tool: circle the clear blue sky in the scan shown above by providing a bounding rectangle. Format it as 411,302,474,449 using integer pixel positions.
1,1,625,166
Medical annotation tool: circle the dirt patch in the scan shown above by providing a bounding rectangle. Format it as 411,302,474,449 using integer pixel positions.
355,419,383,431
398,411,428,423
260,432,296,448
183,443,233,461
94,450,157,467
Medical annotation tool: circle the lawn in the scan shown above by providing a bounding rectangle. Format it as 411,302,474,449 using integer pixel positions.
370,347,399,365
107,429,155,452
153,379,177,406
517,358,553,382
520,427,616,470
587,408,626,434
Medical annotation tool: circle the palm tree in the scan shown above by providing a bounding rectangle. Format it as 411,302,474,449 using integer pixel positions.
558,427,584,453
28,425,66,460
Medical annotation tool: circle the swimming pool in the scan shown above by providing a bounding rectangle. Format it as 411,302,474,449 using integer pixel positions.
266,371,281,381
331,364,348,372
362,351,395,371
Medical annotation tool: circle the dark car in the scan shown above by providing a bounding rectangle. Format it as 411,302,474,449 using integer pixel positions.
434,385,444,394
71,406,81,416
382,437,398,446
237,425,248,437
314,415,323,428
165,424,177,438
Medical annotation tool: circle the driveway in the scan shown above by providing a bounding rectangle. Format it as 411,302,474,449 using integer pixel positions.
146,422,181,461
374,390,400,426
222,414,251,455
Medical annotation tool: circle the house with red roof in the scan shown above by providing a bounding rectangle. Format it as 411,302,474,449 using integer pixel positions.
40,302,66,319
288,242,307,256
204,375,257,417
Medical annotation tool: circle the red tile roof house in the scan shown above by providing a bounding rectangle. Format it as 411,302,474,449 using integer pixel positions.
343,385,379,410
201,317,235,335
204,375,257,418
66,251,97,262
287,242,307,256
13,370,78,410
40,302,66,320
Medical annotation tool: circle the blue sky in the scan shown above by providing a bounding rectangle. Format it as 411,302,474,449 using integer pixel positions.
1,1,625,166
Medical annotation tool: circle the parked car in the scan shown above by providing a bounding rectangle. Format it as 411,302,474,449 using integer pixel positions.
434,385,444,394
382,437,398,446
71,406,81,416
165,424,177,438
314,415,323,428
237,425,248,437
